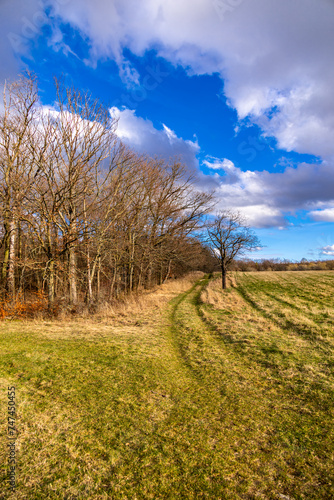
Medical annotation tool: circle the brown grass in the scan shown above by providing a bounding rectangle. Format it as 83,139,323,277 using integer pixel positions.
2,271,333,499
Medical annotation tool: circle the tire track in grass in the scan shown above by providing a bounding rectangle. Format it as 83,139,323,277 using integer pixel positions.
166,275,239,419
166,275,280,498
238,275,334,335
196,276,334,499
169,275,248,389
167,275,333,500
169,276,219,382
256,289,334,332
236,279,334,353
136,277,237,499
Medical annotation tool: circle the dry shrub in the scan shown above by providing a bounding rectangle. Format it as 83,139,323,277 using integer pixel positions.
0,272,205,323
0,290,48,319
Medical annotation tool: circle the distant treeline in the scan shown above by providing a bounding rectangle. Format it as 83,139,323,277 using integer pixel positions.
231,258,334,272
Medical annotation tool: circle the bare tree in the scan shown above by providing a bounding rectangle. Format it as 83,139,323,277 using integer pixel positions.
48,79,118,305
21,77,118,308
206,211,261,289
0,73,218,315
140,158,213,287
81,144,141,302
0,73,39,299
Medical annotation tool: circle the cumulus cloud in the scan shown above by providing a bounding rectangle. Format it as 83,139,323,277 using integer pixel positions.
202,157,334,227
320,245,334,256
0,0,46,82
309,208,334,222
1,0,334,159
110,106,200,168
2,0,334,229
103,107,334,228
43,0,334,159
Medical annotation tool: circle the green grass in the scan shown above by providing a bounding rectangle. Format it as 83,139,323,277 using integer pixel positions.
1,271,334,499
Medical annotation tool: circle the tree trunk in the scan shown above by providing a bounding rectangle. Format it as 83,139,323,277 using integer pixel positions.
162,259,172,284
147,262,152,289
18,222,22,260
221,265,227,290
7,219,17,299
97,256,101,299
1,229,10,286
137,262,143,290
47,258,55,311
129,262,134,293
128,231,135,293
86,248,93,304
69,246,77,305
159,263,163,285
109,265,117,300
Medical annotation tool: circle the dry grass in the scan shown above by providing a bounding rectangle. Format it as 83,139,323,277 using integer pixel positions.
1,272,207,500
95,271,205,321
0,272,204,341
1,270,333,499
196,272,334,498
200,272,239,311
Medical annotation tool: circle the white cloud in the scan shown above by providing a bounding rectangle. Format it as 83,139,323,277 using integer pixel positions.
2,0,334,160
203,158,235,171
110,106,200,168
45,0,334,158
2,0,334,230
249,246,263,253
47,25,79,58
0,0,46,82
320,245,334,256
201,157,334,227
102,108,334,228
309,208,334,222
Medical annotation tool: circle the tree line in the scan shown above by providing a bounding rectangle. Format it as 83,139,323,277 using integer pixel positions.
231,258,334,272
0,74,215,314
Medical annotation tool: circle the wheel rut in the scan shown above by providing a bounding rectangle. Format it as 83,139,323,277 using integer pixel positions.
167,274,234,396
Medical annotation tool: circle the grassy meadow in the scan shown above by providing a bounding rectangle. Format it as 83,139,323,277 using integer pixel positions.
1,271,334,499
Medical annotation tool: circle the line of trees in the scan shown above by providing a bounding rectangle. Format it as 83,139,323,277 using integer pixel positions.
0,74,215,313
231,258,334,272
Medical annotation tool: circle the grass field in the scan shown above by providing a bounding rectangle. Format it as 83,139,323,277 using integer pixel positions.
1,271,334,499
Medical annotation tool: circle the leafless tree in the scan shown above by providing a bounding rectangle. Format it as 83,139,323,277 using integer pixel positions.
0,73,216,315
0,73,39,299
46,79,118,305
206,211,261,289
138,158,213,287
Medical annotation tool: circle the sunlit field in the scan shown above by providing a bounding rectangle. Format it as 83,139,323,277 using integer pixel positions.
1,271,334,499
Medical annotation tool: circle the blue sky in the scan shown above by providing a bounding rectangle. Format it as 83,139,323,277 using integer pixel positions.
1,0,334,260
